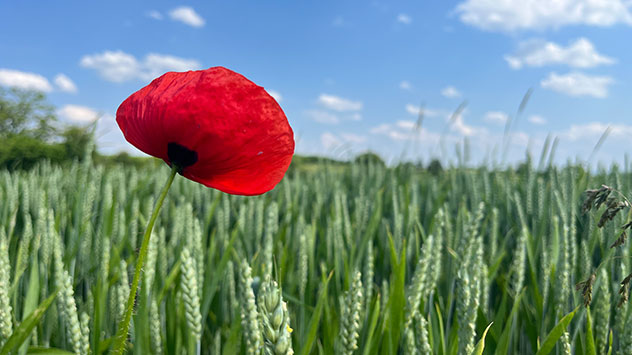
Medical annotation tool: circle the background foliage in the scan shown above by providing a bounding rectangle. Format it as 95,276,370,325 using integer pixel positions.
0,88,94,170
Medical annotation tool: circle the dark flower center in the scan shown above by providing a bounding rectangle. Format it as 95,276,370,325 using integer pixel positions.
168,142,198,172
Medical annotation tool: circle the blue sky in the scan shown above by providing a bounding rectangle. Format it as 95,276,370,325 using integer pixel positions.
1,1,632,166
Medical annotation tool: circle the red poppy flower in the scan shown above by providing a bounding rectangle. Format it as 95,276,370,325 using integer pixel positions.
116,66,294,195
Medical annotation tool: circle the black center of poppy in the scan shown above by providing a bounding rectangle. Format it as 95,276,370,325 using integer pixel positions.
167,142,198,172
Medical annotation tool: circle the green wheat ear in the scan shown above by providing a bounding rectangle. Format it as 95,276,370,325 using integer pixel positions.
338,270,363,355
54,233,89,354
258,277,294,355
180,246,202,342
0,234,13,346
240,261,263,355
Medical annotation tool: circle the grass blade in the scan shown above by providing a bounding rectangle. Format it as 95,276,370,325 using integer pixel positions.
585,307,596,355
298,271,333,355
473,322,493,355
535,306,580,355
0,289,59,355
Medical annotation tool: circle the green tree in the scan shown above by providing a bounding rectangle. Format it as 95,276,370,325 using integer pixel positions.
354,151,386,167
0,135,65,169
62,125,94,161
0,88,57,140
0,88,95,169
427,159,443,176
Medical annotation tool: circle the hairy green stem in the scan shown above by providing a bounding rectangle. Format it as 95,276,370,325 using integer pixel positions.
111,165,178,354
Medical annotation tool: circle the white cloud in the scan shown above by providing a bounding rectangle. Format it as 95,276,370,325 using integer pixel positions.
147,10,163,20
441,86,461,98
455,0,632,32
509,131,531,147
320,132,366,150
143,53,201,78
340,133,367,143
562,122,632,141
267,90,282,102
406,105,483,136
94,113,149,156
318,94,363,111
528,115,547,125
370,123,392,135
370,123,410,141
397,13,412,24
396,120,416,130
58,105,99,123
306,108,361,124
80,51,140,82
370,122,440,142
54,74,77,93
405,104,444,118
399,80,412,90
80,50,201,83
321,132,341,150
541,72,613,98
451,114,479,136
306,110,339,124
169,6,205,27
483,111,509,125
505,38,615,69
406,104,421,115
0,69,52,92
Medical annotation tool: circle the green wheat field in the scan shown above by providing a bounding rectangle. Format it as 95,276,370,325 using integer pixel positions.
1,151,631,354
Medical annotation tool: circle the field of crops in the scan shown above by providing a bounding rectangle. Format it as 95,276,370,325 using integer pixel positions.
1,155,631,354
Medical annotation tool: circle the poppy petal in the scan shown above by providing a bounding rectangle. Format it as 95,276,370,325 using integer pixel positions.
116,66,294,195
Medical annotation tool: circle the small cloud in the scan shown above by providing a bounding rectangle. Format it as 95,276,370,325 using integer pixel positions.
451,115,474,136
318,94,363,111
505,38,615,69
406,104,421,115
169,6,205,27
54,74,77,93
321,132,341,150
306,108,361,124
143,53,201,78
340,133,367,143
528,115,547,125
561,122,632,141
321,132,367,151
509,131,530,147
441,86,461,98
483,111,509,125
58,105,99,123
370,122,440,142
397,13,412,24
267,90,282,102
455,0,632,32
399,80,412,90
449,112,486,137
370,123,392,135
80,51,140,83
405,104,444,117
147,10,163,20
541,71,613,98
80,50,201,83
306,110,339,124
0,69,52,92
396,120,416,130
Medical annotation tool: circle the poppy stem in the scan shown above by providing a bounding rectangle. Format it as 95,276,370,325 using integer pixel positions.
111,165,178,354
